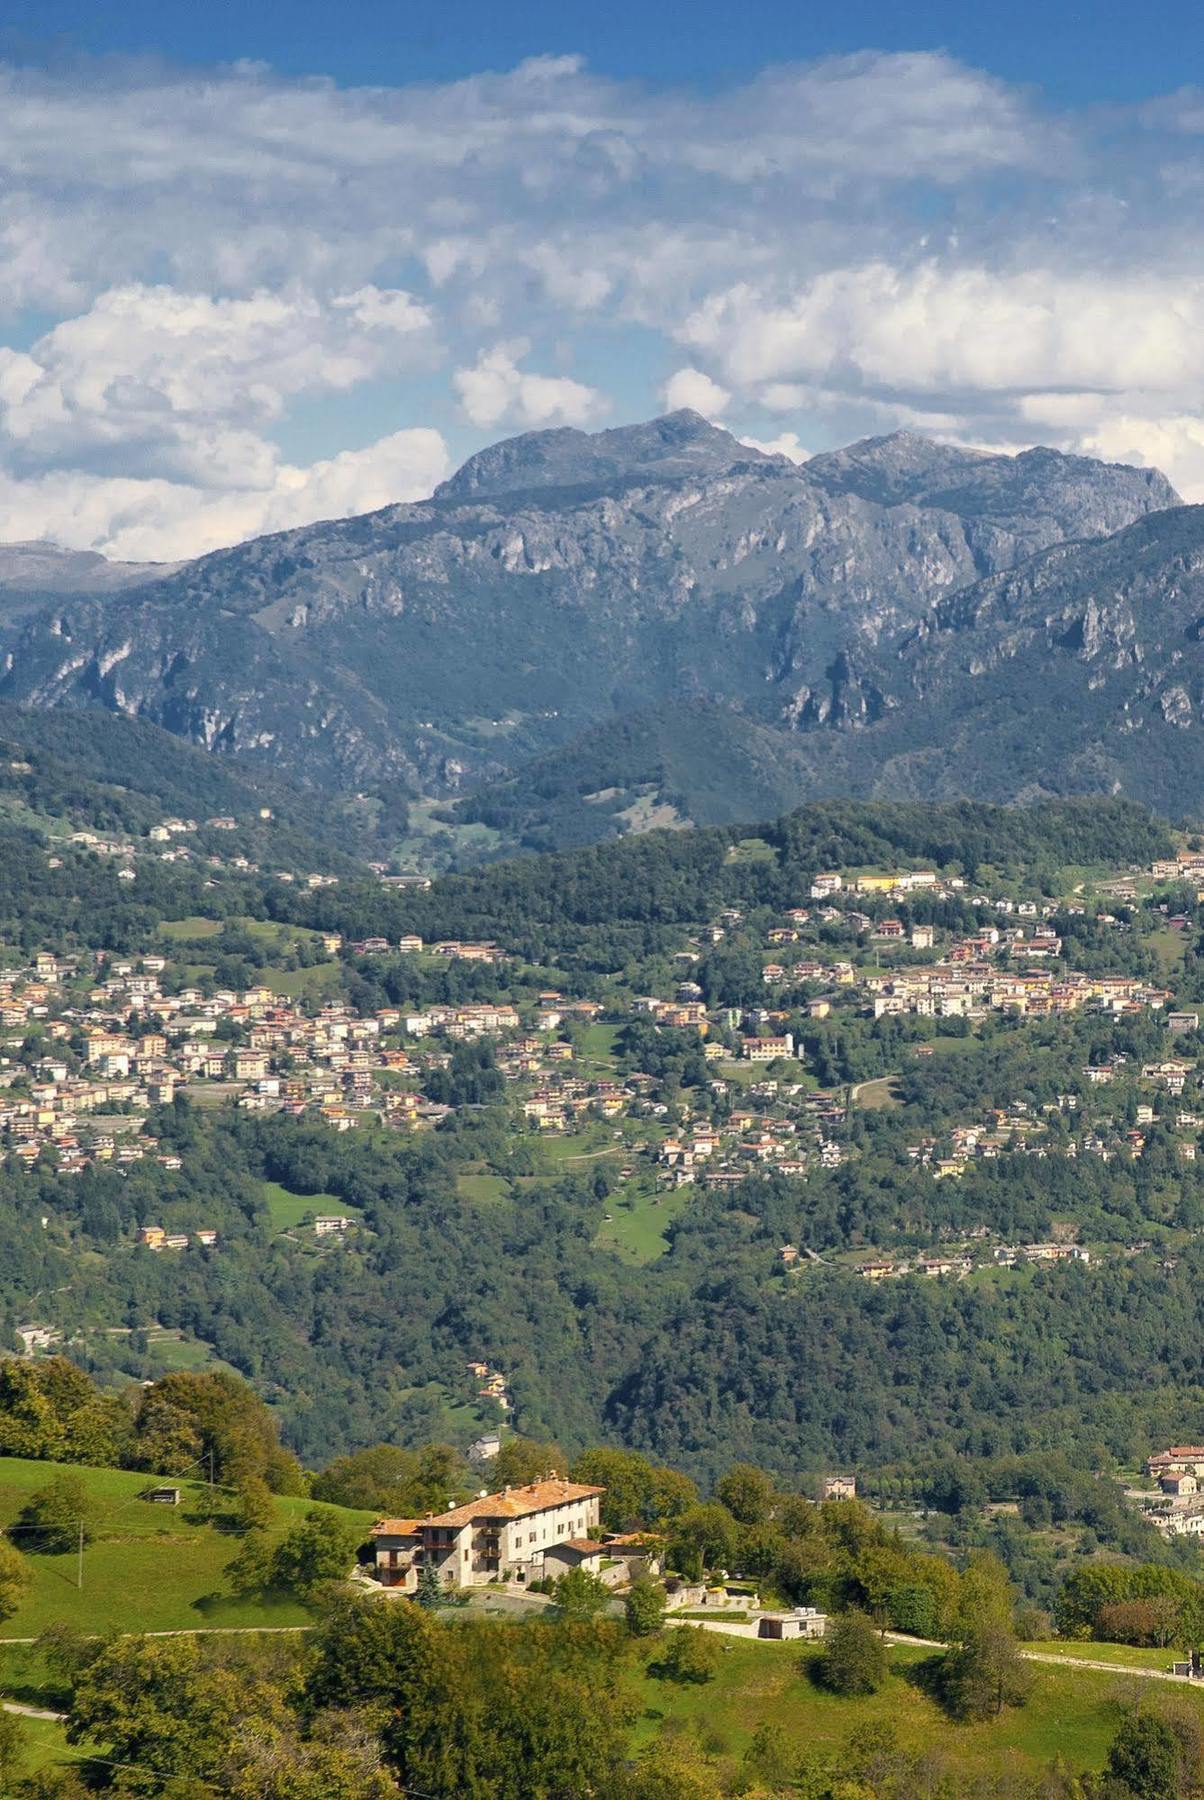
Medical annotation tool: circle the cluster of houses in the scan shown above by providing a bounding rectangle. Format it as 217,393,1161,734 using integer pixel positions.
4,837,1202,1294
867,958,1169,1022
63,817,339,890
847,1240,1092,1283
1139,1447,1204,1537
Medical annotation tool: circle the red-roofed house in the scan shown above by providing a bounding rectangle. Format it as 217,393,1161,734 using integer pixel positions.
372,1477,604,1591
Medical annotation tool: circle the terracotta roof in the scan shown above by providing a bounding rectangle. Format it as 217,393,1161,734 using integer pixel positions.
384,1479,604,1534
371,1518,422,1537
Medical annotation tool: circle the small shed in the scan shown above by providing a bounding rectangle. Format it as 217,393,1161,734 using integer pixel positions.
759,1606,828,1641
143,1486,181,1506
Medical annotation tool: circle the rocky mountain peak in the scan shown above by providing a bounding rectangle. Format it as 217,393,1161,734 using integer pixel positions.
434,408,777,505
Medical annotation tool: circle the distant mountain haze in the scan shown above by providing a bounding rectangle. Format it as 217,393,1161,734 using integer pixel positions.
0,411,1189,852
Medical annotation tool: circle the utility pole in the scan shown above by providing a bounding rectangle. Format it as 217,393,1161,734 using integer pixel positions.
77,1520,84,1592
209,1447,215,1491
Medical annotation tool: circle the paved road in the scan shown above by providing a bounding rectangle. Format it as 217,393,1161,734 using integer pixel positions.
2,1698,65,1721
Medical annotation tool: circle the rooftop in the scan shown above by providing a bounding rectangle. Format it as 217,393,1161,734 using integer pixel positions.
374,1478,604,1535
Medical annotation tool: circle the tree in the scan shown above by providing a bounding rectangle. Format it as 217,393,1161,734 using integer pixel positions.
655,1626,719,1684
235,1476,274,1535
67,1633,285,1791
492,1437,565,1489
624,1576,667,1638
570,1448,696,1533
715,1463,775,1526
415,1564,460,1610
744,1720,792,1788
306,1593,439,1712
225,1529,275,1596
271,1509,359,1600
953,1551,1015,1638
223,1712,401,1800
20,1474,92,1553
819,1611,888,1696
310,1445,422,1510
555,1565,610,1620
0,1536,30,1623
11,1769,91,1799
34,1622,100,1692
0,1710,26,1793
1107,1711,1181,1800
667,1503,739,1577
940,1624,1033,1722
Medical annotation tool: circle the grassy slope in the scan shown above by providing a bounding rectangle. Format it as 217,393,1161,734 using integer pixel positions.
627,1638,1204,1783
594,1180,695,1264
0,1457,373,1638
260,1180,349,1231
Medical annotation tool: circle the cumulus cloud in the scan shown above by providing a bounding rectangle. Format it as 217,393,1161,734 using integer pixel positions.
453,342,607,430
0,282,434,485
677,262,1204,496
2,45,1204,545
739,431,810,463
679,263,1204,397
0,428,450,562
661,367,730,420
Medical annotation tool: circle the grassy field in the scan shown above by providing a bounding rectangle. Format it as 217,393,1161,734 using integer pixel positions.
853,1075,903,1110
259,1180,350,1231
265,963,343,1001
576,1023,621,1071
534,1127,622,1169
1148,925,1188,978
0,1457,373,1640
625,1636,1204,1782
456,1171,510,1206
3,1712,93,1785
594,1179,693,1264
158,915,223,940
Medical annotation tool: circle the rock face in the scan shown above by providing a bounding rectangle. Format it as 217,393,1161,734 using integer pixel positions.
0,411,1182,800
804,504,1204,811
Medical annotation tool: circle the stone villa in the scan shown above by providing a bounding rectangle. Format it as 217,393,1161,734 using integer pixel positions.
372,1476,604,1591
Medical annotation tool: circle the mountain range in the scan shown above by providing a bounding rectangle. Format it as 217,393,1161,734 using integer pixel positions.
0,409,1197,862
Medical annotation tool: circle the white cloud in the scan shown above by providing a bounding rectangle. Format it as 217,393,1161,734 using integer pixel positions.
453,342,607,430
0,427,450,562
0,47,1200,551
680,263,1204,397
661,367,730,420
739,431,810,463
0,282,435,487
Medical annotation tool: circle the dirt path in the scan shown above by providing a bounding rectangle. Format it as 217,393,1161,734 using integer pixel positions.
694,1621,1199,1686
1020,1650,1191,1683
2,1698,64,1720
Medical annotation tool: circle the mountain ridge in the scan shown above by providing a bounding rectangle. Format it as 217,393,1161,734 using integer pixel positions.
0,413,1187,854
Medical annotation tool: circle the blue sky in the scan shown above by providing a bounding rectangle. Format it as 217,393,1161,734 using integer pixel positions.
7,0,1198,102
1,2,1204,558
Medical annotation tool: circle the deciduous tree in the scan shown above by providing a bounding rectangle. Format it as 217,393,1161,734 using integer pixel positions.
818,1610,887,1696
